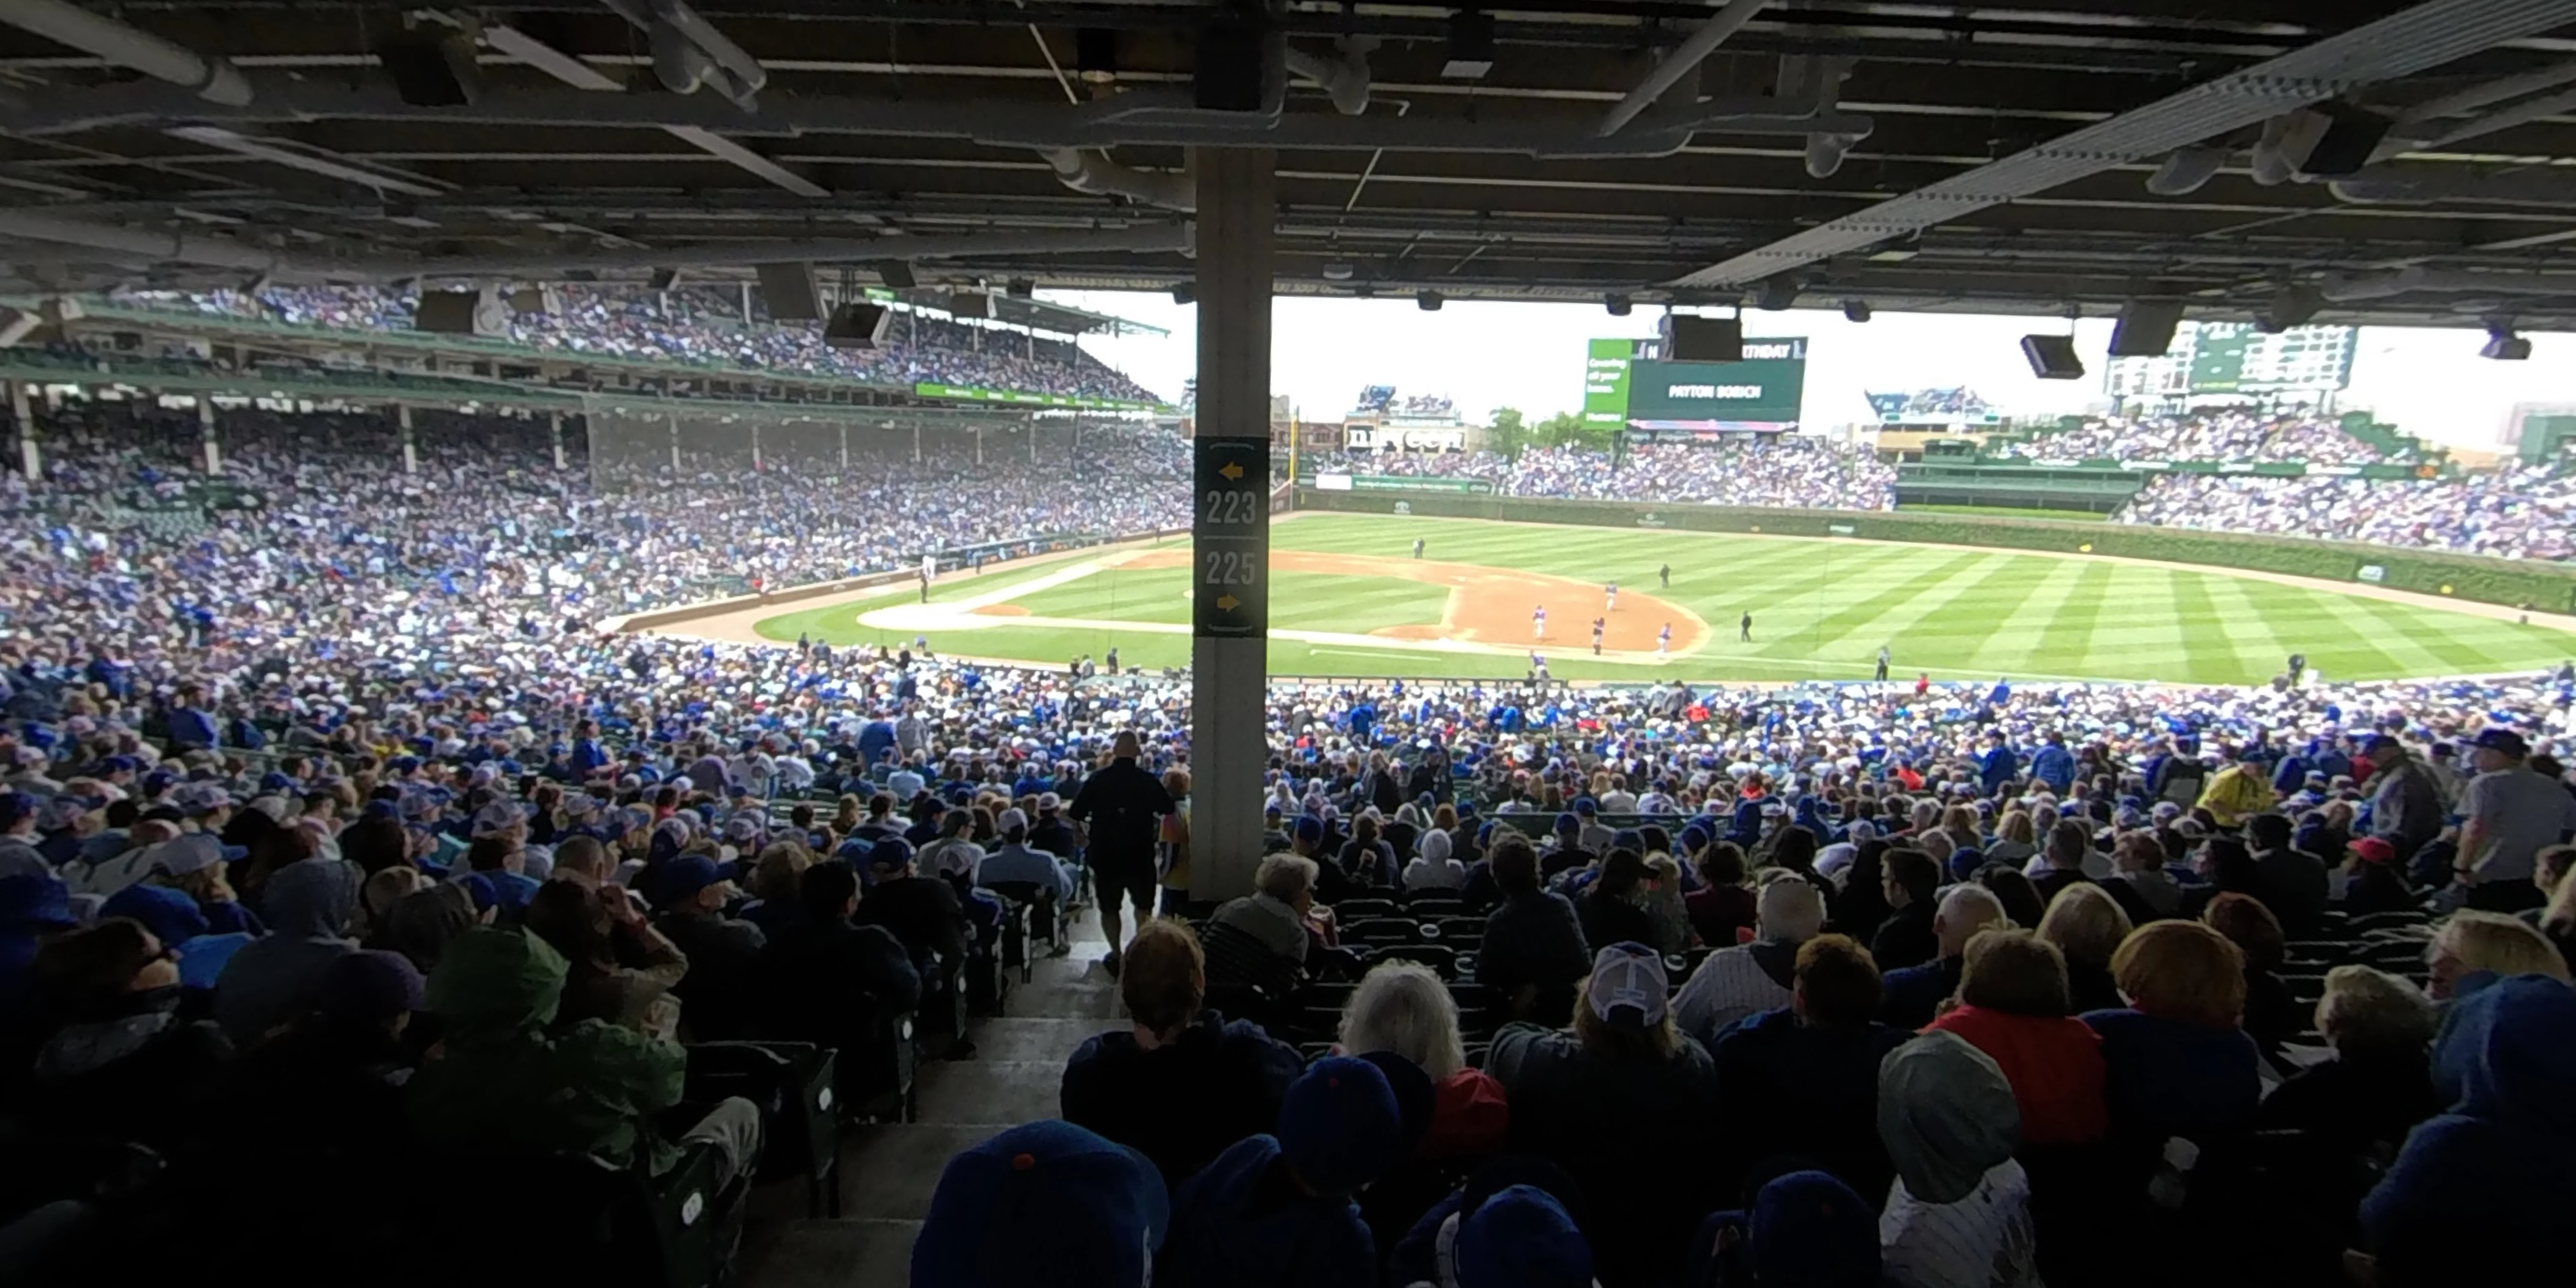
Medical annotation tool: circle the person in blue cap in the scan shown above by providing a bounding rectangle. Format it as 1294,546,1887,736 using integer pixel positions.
1156,1055,1410,1288
1686,1169,1883,1288
2359,972,2576,1287
912,1120,1169,1288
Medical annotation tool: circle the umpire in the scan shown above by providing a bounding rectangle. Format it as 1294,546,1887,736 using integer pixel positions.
1067,730,1177,978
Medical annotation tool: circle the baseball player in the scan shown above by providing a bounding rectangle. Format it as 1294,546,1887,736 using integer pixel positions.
1532,604,1546,640
1591,617,1605,655
1740,611,1754,642
1659,622,1672,655
1604,581,1618,612
1413,538,1425,559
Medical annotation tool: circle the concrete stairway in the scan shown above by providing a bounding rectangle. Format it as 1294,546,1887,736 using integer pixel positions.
735,913,1120,1287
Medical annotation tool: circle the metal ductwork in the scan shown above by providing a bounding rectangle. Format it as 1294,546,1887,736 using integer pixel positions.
1599,0,1772,137
1039,148,1195,212
2146,146,2230,195
0,80,1864,158
1667,0,2576,290
598,0,766,111
1283,42,1372,117
0,0,250,105
2317,266,2576,301
0,210,1196,283
2328,165,2576,205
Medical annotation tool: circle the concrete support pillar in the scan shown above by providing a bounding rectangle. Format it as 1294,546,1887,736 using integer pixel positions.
838,422,849,469
11,382,36,481
1188,147,1276,901
668,413,681,470
1030,420,1039,463
740,282,753,324
975,424,984,465
550,411,566,471
912,423,921,463
397,404,418,474
751,421,763,472
198,396,221,474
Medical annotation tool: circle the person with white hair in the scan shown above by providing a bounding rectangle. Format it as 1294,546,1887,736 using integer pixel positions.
1669,872,1828,1047
1336,960,1508,1158
1402,826,1466,891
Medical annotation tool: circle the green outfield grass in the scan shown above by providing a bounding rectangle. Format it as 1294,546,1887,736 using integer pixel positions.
743,515,2576,683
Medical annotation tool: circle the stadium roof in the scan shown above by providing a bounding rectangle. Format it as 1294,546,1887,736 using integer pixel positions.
9,2,2576,329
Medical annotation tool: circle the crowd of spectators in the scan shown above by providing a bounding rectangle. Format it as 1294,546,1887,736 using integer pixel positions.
1307,437,1900,511
111,284,1165,404
0,382,2572,1284
1998,411,2415,465
2118,463,2576,563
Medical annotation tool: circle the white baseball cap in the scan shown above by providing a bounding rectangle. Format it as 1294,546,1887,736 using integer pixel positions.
1583,943,1669,1030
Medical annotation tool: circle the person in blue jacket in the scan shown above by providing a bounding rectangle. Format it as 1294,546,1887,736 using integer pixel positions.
1155,1055,1410,1288
2029,732,2076,794
2359,972,2576,1286
1977,731,2019,797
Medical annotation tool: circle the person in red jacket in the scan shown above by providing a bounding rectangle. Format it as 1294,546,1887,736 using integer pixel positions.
1925,927,2109,1146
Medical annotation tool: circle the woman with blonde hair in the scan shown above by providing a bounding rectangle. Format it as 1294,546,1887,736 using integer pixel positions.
2425,909,2570,1000
2533,844,2576,966
1337,960,1509,1158
2035,883,2132,1013
743,841,816,936
1487,942,1720,1288
2255,965,2440,1154
1985,810,2038,866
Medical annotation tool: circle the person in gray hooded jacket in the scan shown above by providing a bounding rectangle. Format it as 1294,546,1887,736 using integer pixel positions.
1876,1029,2038,1288
213,858,361,1045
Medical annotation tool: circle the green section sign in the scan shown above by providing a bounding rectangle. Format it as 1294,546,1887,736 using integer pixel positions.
1621,337,1808,427
1582,336,1637,427
2188,327,2250,392
911,382,1165,412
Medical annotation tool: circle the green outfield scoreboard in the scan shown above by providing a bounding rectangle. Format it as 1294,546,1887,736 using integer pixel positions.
1581,336,1808,430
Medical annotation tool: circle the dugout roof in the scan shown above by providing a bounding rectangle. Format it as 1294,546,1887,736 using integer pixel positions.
8,2,2576,328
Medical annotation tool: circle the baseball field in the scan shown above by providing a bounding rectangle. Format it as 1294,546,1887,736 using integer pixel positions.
680,513,2576,685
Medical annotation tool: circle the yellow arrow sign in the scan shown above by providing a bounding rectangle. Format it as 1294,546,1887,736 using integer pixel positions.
1216,594,1240,612
1219,461,1244,480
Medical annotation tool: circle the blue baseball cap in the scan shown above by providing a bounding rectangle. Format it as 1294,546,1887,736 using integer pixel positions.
1573,797,1599,816
1751,1170,1880,1288
912,1121,1168,1288
1292,816,1323,845
1277,1056,1406,1194
1458,1185,1592,1288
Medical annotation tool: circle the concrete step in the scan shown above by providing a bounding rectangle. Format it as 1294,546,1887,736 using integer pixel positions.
915,1058,1065,1126
965,1015,1104,1063
837,1122,1015,1221
738,1217,918,1288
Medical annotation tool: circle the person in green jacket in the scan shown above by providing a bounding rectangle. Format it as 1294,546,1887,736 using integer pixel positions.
408,926,759,1187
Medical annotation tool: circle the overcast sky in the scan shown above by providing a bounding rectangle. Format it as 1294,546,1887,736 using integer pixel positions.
1049,289,2576,453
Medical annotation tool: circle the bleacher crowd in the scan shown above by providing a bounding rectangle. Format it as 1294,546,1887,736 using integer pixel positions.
2118,465,2576,563
1308,438,1901,511
113,284,1164,405
1996,412,2416,466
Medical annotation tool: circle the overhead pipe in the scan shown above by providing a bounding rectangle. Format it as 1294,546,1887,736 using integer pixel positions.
2315,266,2576,300
0,0,250,105
1039,148,1195,212
2393,57,2576,126
0,207,299,274
599,0,767,111
1598,0,1771,137
2329,164,2576,205
2405,83,2576,150
2146,146,2230,195
3,80,1861,156
1283,42,1372,117
0,209,1194,282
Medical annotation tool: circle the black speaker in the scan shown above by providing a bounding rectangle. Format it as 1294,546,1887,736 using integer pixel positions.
756,264,820,322
2021,334,2086,380
2108,301,2186,358
1195,18,1270,112
824,302,892,350
413,290,480,334
949,291,992,319
1661,314,1743,363
2299,106,2392,178
378,34,480,107
878,261,916,290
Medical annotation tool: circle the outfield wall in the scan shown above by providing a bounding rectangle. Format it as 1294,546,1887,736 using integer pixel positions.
1293,488,2576,613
